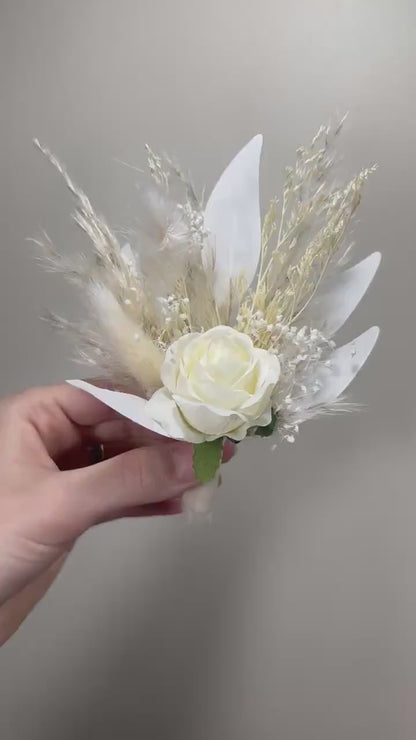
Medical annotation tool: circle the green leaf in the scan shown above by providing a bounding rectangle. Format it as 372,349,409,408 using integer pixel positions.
254,411,277,438
193,438,224,483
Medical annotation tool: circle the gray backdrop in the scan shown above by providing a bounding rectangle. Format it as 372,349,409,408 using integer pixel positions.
0,1,415,738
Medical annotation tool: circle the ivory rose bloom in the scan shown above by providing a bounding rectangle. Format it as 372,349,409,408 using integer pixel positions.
146,326,280,442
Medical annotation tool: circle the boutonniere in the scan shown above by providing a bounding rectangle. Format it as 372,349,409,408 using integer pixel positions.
34,119,380,514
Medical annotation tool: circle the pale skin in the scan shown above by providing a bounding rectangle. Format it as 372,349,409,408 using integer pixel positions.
0,383,234,646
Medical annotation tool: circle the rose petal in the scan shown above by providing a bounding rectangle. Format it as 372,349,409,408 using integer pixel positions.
240,351,280,414
190,361,251,409
253,406,273,427
174,395,247,439
145,387,204,442
161,333,199,392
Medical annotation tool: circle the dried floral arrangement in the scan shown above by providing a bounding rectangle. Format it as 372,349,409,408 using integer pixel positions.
34,119,380,514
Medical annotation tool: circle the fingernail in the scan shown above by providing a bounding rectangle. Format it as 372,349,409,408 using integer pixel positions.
172,444,196,484
170,497,183,514
222,439,236,464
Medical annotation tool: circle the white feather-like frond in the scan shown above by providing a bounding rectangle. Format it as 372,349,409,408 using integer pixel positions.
203,135,263,308
68,380,168,435
304,252,381,337
297,326,379,412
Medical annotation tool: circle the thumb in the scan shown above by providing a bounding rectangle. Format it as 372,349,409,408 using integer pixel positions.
59,442,197,535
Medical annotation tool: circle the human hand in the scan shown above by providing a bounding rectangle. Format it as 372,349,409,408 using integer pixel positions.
0,383,234,644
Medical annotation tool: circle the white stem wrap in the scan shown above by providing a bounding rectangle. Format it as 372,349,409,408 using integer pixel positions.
182,474,220,520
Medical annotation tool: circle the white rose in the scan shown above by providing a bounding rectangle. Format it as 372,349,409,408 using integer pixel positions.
146,325,280,442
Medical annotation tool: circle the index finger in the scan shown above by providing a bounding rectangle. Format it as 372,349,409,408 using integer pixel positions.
15,382,129,460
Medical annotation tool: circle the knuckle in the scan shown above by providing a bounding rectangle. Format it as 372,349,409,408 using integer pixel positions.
0,394,31,437
7,389,71,447
5,388,45,425
13,388,40,411
11,385,63,415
